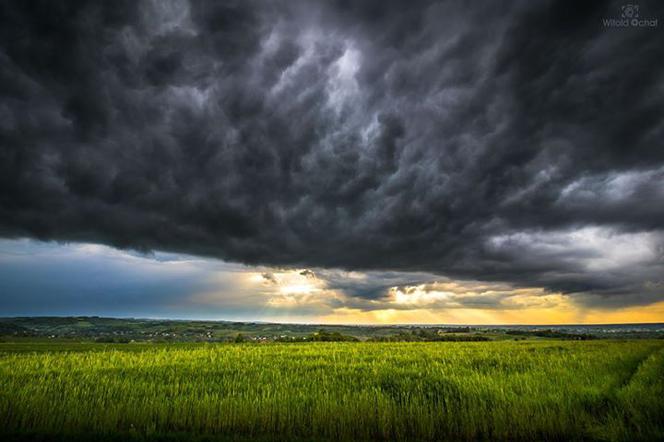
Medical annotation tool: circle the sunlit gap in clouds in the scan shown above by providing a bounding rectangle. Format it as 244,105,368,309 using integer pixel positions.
1,238,664,325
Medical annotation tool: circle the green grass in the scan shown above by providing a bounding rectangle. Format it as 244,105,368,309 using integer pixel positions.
1,340,663,441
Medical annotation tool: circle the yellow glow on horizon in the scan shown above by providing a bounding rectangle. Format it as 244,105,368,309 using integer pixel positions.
313,301,664,325
226,268,664,325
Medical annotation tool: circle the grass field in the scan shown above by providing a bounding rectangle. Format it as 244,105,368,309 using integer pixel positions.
1,340,663,441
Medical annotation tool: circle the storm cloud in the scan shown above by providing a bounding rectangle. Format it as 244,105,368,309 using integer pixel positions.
1,0,663,310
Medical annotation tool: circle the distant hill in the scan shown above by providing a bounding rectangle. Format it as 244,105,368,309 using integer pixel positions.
1,317,662,342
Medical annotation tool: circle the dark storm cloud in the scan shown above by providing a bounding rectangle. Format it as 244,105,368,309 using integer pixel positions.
1,0,663,308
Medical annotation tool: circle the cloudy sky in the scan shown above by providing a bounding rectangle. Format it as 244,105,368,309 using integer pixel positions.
1,0,663,324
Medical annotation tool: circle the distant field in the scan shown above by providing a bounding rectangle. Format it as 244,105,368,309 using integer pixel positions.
1,340,663,441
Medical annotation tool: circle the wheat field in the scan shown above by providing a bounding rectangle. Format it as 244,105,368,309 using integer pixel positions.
1,340,663,441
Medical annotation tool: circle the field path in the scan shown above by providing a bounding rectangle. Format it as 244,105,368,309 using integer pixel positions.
614,344,663,390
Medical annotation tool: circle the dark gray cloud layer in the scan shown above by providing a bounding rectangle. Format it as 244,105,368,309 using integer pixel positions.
1,0,663,308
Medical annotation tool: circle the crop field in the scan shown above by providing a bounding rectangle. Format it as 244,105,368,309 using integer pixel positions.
1,340,663,441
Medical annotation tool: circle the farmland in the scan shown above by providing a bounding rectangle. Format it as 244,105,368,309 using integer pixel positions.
2,316,662,342
1,339,663,441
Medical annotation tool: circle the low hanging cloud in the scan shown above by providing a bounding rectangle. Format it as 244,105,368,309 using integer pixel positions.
1,0,663,311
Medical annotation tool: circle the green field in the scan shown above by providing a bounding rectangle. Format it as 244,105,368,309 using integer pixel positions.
1,340,663,441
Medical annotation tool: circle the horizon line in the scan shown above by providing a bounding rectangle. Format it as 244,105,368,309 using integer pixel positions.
2,314,663,328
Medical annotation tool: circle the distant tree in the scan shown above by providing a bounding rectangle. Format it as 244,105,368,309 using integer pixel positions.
309,330,358,342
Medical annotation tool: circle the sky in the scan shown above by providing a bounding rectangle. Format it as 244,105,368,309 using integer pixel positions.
0,0,663,324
